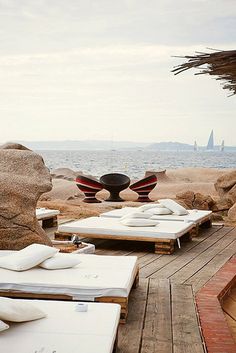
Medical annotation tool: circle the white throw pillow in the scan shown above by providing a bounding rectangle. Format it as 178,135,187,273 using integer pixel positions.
39,253,81,270
0,297,46,322
0,320,9,332
138,203,164,211
159,199,188,215
120,218,159,227
0,244,58,271
144,207,173,215
121,212,151,220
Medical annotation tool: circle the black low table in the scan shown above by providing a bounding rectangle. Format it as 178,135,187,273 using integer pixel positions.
100,173,130,202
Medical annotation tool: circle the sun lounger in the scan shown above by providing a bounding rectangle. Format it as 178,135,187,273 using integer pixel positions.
0,299,120,353
36,208,60,228
100,207,212,228
0,252,138,323
57,217,195,255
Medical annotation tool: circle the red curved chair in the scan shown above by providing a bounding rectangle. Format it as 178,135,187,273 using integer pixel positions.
129,174,157,202
76,175,103,203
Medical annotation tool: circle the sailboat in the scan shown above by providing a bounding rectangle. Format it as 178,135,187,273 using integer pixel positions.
194,141,198,151
206,130,214,150
220,140,225,152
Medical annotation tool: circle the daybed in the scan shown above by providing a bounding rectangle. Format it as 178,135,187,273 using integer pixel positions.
56,216,196,254
0,299,120,353
0,252,138,323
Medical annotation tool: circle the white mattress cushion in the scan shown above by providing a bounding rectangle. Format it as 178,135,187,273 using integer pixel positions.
39,253,82,270
0,253,138,300
0,300,120,353
58,217,194,240
138,203,165,211
121,212,151,220
159,199,188,215
151,209,212,223
120,218,159,227
144,207,172,215
0,244,58,271
36,208,60,219
0,297,46,322
0,320,9,332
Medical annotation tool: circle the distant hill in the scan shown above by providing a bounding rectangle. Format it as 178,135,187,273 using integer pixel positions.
147,142,193,151
4,139,235,151
13,140,149,150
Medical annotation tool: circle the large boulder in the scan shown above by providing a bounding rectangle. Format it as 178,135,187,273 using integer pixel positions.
228,203,236,222
0,143,53,250
215,171,236,197
211,198,233,212
176,191,215,210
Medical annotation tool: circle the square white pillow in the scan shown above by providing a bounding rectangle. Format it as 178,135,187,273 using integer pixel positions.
0,297,46,322
138,203,164,211
121,212,151,220
0,319,9,332
120,218,159,227
39,253,81,270
144,207,172,215
159,199,188,215
0,244,59,271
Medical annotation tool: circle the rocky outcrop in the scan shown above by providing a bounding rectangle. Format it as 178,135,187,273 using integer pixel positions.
211,198,233,212
228,203,236,222
215,171,236,200
0,143,53,250
176,191,215,210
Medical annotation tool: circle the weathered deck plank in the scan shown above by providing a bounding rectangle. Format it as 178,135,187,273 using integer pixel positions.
171,283,204,353
186,238,236,292
141,279,172,353
141,225,223,279
118,279,149,353
170,226,235,284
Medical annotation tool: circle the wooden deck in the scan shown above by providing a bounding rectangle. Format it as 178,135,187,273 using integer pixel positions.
47,223,236,353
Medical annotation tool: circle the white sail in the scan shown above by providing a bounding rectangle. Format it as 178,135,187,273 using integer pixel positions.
207,130,214,150
194,141,198,151
220,140,225,152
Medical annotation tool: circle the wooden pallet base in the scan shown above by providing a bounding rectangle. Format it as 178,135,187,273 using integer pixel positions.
42,215,58,228
154,239,175,254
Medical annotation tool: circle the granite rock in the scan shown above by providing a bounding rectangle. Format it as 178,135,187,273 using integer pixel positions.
0,143,53,250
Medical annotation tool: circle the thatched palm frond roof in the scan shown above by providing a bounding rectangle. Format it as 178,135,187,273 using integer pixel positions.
172,49,236,95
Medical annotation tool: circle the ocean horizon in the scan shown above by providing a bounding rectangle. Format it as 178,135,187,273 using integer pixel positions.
38,149,236,179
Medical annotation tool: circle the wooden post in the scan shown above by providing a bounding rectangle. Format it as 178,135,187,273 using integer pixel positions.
42,216,58,228
154,240,175,254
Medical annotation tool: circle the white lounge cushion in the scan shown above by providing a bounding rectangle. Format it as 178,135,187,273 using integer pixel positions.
39,253,81,270
159,199,188,215
0,297,46,322
120,218,159,227
138,203,165,211
121,212,151,220
144,207,172,215
0,244,58,271
0,320,9,332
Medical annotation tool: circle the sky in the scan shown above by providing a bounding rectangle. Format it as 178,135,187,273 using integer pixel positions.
0,0,236,146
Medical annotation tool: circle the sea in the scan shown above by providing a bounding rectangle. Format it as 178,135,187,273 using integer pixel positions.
38,150,236,179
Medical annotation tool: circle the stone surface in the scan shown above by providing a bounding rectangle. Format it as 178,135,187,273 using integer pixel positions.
176,191,195,209
0,143,53,250
176,191,215,210
228,184,236,203
228,203,236,222
215,171,236,190
211,198,233,212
